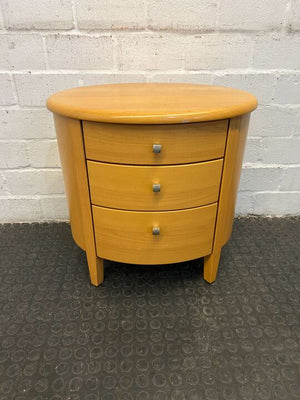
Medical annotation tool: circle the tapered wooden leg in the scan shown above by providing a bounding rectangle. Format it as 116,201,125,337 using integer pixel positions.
86,253,104,286
203,247,221,283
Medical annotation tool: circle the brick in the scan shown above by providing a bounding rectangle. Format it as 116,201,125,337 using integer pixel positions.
0,173,7,195
0,34,45,70
213,73,276,105
117,33,187,71
274,74,300,105
288,0,300,31
0,74,16,106
40,196,69,220
0,141,28,168
295,114,300,137
237,190,300,216
76,0,147,30
0,109,55,140
26,140,60,168
244,138,300,164
4,169,64,195
148,0,217,31
243,138,264,164
235,191,254,215
248,106,299,137
218,0,287,31
185,34,254,70
2,0,74,30
80,73,147,86
14,73,82,106
239,166,300,192
253,36,300,69
251,192,300,215
279,167,300,190
239,167,283,192
0,198,43,222
0,8,4,29
267,137,300,164
46,34,114,70
149,73,213,84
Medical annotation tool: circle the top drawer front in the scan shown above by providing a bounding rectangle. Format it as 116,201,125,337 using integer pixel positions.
83,120,228,165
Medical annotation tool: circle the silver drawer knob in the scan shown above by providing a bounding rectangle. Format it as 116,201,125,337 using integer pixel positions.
152,226,160,235
153,144,161,153
153,183,161,192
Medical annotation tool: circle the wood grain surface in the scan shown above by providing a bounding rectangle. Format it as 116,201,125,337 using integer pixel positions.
53,114,104,285
88,159,223,211
83,119,228,165
93,203,218,265
47,83,257,124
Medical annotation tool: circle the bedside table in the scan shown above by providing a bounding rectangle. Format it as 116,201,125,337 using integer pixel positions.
47,83,257,286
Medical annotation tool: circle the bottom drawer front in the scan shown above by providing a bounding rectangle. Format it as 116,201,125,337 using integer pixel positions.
93,203,217,265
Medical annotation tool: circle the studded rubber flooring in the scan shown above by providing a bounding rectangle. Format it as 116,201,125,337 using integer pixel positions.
0,218,299,400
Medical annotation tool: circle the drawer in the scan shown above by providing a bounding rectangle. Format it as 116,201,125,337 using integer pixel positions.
83,120,228,165
88,159,223,211
93,203,217,265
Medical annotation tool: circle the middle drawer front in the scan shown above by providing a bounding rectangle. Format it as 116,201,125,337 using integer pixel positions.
88,159,223,211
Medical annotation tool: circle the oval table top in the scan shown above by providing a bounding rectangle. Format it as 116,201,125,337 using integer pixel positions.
47,83,257,125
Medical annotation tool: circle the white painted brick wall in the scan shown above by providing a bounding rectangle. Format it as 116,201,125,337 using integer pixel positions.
218,0,289,31
0,7,4,30
14,73,83,106
76,0,147,30
46,34,114,70
117,33,187,71
0,109,55,139
0,74,16,105
40,196,68,220
148,0,217,31
289,0,300,30
2,0,74,30
253,36,300,69
0,34,45,70
4,169,64,195
26,140,61,168
151,73,213,84
213,73,277,105
0,141,29,168
274,74,300,104
295,114,300,137
0,0,299,221
185,34,255,70
248,106,298,137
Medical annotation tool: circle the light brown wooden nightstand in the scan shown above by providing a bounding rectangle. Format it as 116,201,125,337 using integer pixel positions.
47,83,257,286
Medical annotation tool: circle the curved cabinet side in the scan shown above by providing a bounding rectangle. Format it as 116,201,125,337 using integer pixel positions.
216,114,250,247
54,115,86,249
53,114,104,286
203,114,250,283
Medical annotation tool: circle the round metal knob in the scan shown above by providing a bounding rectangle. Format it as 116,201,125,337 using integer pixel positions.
152,226,160,235
153,183,161,192
153,144,162,153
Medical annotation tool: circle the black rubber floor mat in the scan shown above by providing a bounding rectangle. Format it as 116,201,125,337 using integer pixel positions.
0,217,299,399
